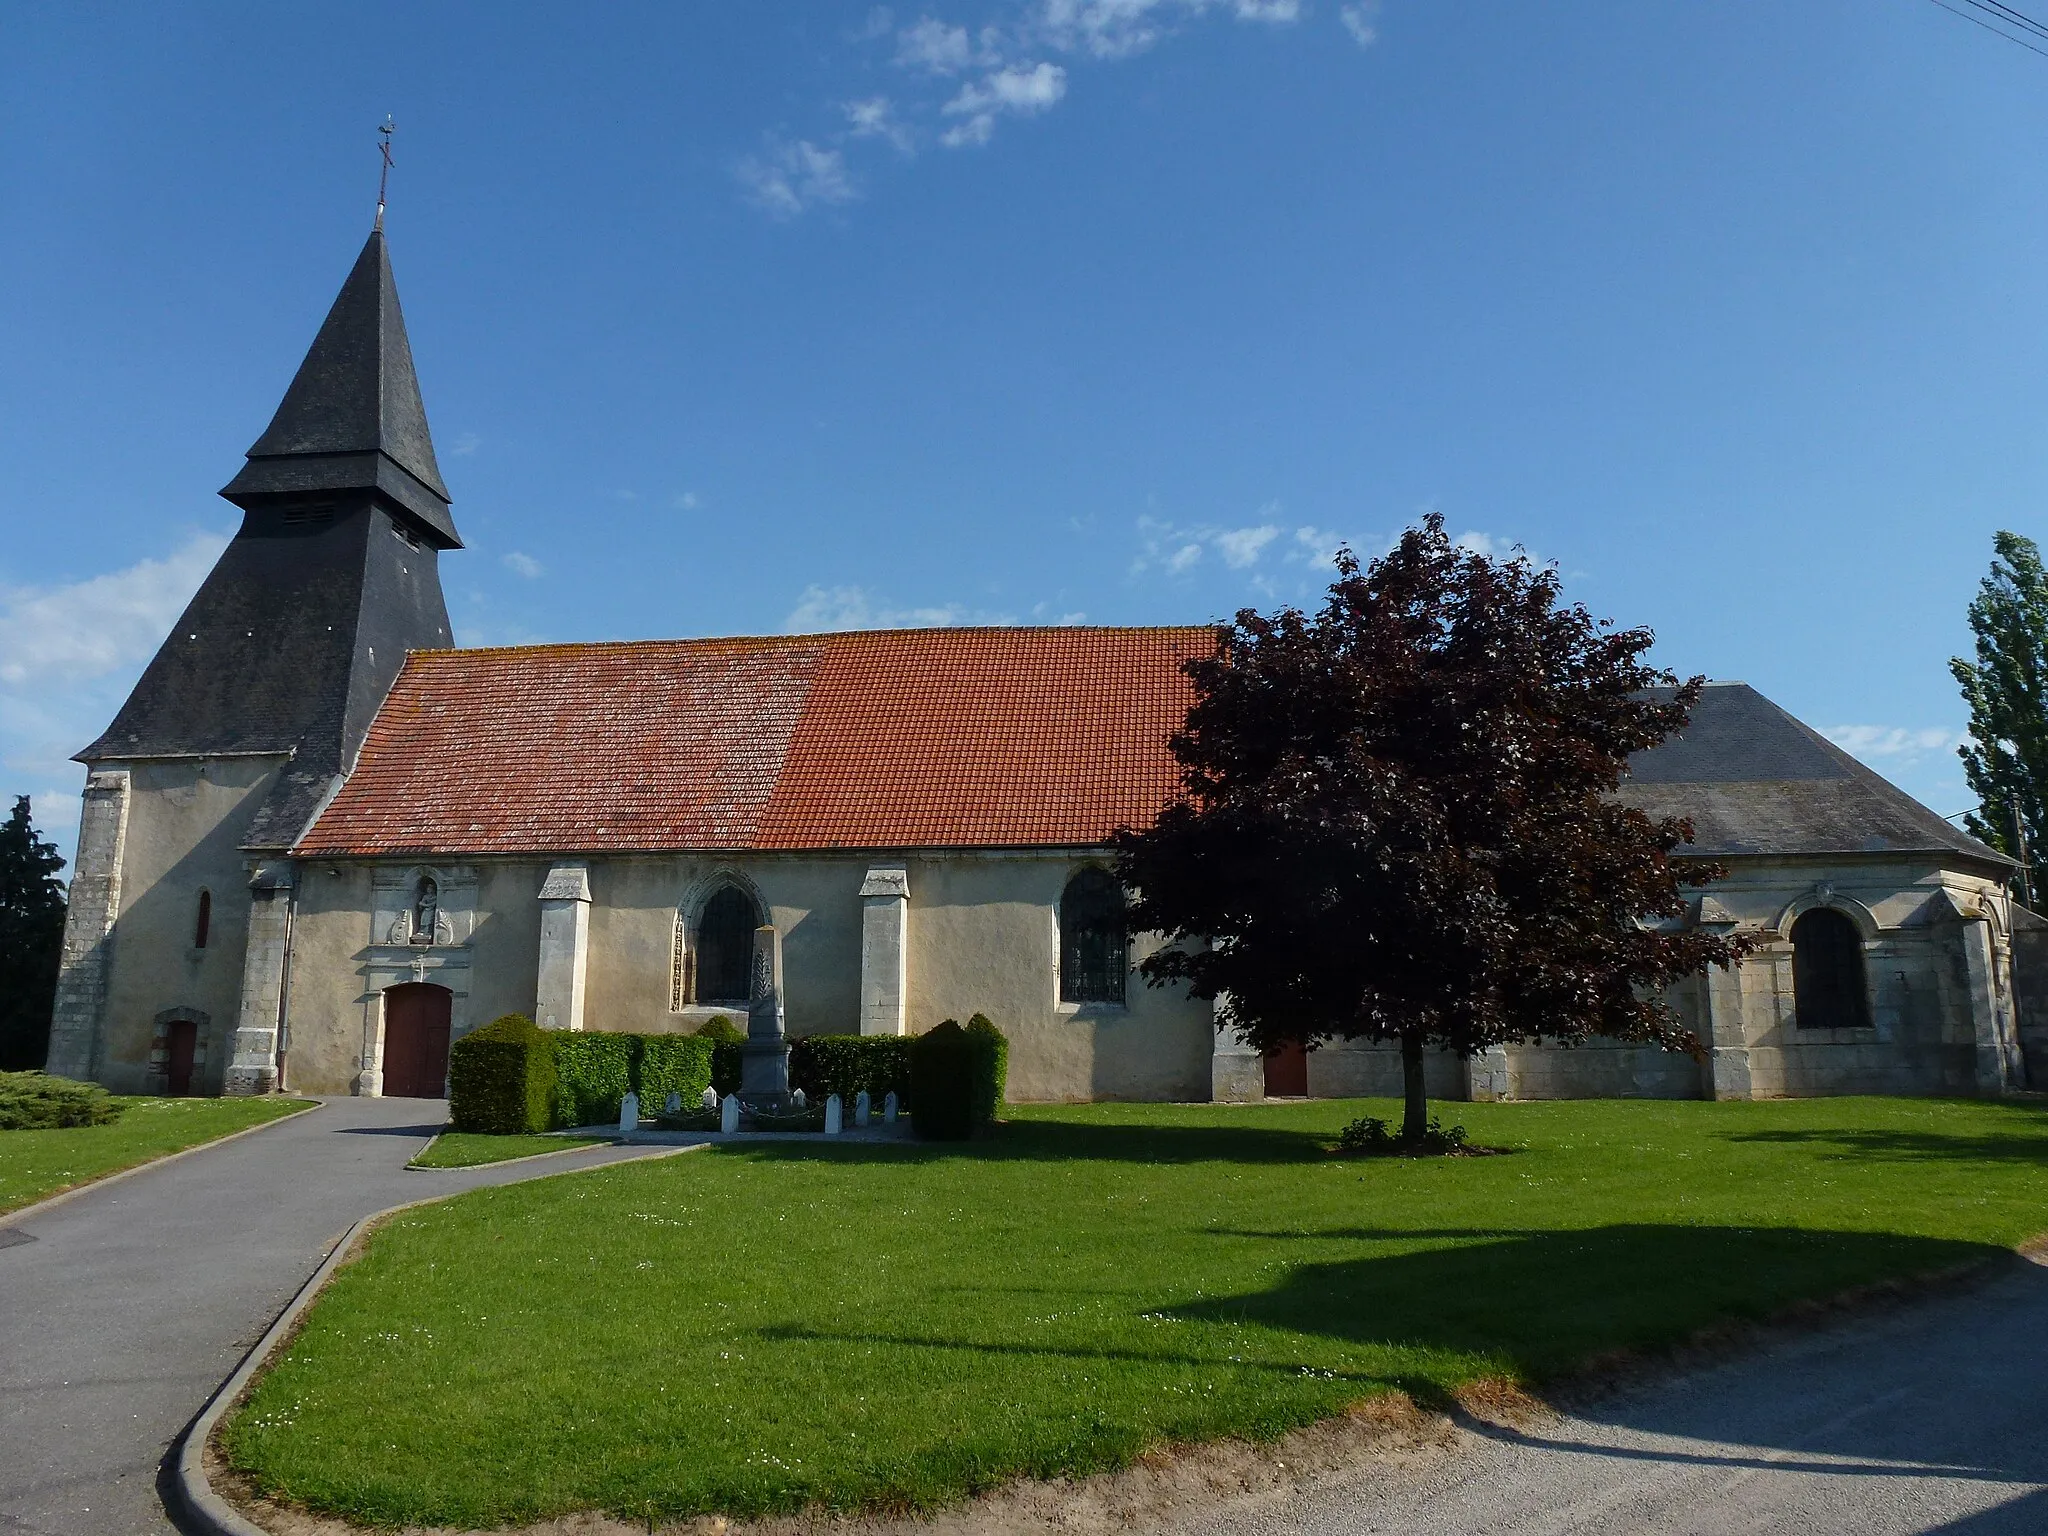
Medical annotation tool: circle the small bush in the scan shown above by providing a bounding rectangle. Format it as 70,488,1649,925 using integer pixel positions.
552,1032,637,1127
693,1015,744,1043
635,1035,715,1112
1334,1114,1472,1157
789,1034,913,1110
448,1017,555,1134
0,1071,121,1130
964,1014,1007,1125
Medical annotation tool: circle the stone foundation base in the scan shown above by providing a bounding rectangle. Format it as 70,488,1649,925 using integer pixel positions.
223,1064,278,1096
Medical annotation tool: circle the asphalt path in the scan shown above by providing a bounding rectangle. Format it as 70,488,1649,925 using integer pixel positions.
1191,1248,2048,1536
0,1096,671,1536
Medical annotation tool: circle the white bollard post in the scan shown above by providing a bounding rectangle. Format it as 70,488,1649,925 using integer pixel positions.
883,1090,898,1124
619,1091,639,1135
825,1094,843,1135
720,1093,740,1134
855,1089,871,1127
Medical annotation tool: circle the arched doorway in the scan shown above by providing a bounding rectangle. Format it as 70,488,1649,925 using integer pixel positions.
165,1018,199,1096
382,983,453,1098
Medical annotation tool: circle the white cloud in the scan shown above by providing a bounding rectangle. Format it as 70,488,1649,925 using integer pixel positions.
674,491,700,510
1133,514,1298,577
501,551,544,579
0,530,227,689
1823,725,1965,762
854,6,896,41
897,16,975,71
845,96,915,152
1213,525,1280,568
736,136,858,217
1339,2,1378,46
449,432,482,457
784,584,1016,631
1235,0,1300,19
941,62,1068,147
0,529,231,860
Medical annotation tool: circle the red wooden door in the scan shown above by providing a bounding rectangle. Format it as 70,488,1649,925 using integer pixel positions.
165,1019,198,1096
1263,1038,1308,1097
382,984,453,1098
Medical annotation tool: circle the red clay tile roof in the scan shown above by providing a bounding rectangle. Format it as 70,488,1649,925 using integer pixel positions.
294,627,1213,857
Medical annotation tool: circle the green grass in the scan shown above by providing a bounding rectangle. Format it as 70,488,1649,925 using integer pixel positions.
0,1095,313,1214
225,1096,2048,1527
409,1132,604,1168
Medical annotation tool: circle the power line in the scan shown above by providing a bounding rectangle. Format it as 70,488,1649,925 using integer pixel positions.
1923,0,2048,58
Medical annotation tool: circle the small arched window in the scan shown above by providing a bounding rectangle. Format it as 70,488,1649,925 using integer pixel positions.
695,886,759,1004
193,889,211,950
1061,868,1128,1005
1792,908,1870,1030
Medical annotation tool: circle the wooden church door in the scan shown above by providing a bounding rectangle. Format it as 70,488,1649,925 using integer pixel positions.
382,984,453,1098
165,1019,198,1096
1263,1038,1308,1097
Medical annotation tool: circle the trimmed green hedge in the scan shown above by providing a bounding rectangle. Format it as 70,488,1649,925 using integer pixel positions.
0,1071,121,1130
909,1018,1008,1141
448,1016,556,1134
789,1034,913,1110
637,1035,715,1113
965,1013,1008,1127
552,1032,636,1127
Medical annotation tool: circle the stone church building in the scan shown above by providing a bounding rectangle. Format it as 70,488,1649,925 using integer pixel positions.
47,227,2035,1105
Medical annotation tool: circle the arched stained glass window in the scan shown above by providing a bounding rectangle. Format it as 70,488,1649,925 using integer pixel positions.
1061,868,1128,1005
1792,908,1870,1031
696,886,759,1005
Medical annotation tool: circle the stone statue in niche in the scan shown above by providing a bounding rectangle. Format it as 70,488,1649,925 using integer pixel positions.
411,875,439,945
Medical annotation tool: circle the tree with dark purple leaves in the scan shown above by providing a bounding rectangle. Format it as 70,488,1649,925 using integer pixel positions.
1116,515,1749,1147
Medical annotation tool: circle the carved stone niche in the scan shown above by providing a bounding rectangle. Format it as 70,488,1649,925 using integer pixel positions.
371,865,478,949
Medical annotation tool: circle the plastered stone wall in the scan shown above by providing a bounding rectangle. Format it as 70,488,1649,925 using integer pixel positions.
69,757,287,1094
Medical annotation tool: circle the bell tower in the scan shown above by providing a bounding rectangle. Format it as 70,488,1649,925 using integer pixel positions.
47,226,462,1093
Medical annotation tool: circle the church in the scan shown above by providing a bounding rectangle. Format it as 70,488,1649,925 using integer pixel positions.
46,225,2035,1107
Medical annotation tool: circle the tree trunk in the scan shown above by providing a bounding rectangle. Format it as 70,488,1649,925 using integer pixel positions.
1400,1031,1427,1144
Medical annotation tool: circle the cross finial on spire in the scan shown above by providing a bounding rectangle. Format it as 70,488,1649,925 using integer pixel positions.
375,116,395,232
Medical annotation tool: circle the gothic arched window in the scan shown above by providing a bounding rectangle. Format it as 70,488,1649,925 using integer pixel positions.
193,889,211,950
1792,908,1870,1030
695,886,759,1005
1061,868,1128,1005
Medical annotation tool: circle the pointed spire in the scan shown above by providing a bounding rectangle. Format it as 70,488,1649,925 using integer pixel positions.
221,228,461,548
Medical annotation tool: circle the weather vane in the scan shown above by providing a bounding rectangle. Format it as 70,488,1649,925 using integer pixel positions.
375,116,395,232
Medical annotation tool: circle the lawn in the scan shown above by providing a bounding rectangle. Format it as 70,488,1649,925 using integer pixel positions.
409,1132,605,1168
0,1095,313,1215
224,1096,2048,1527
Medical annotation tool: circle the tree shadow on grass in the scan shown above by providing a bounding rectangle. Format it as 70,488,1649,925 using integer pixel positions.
729,1118,1340,1167
1165,1224,2003,1378
1717,1123,2048,1166
749,1225,2008,1418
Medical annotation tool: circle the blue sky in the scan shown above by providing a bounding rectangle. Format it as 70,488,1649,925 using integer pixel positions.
5,1,2048,860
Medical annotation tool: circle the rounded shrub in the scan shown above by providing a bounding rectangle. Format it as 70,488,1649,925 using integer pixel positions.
448,1015,555,1134
692,1016,744,1043
910,1021,975,1140
0,1071,121,1130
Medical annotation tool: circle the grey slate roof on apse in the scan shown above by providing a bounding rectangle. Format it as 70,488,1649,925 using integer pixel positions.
219,228,460,548
1620,683,2008,868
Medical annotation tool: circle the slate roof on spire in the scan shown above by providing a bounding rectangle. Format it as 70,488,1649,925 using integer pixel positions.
220,228,460,547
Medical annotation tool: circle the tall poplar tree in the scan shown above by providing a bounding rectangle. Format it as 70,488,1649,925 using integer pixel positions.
1951,531,2048,884
0,796,68,1070
1115,516,1748,1145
